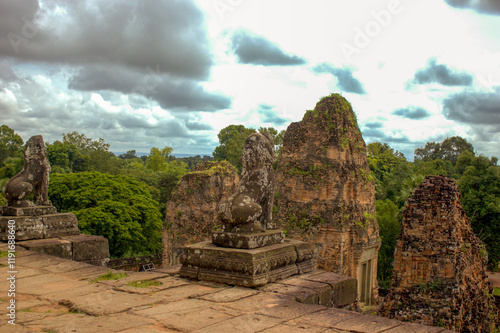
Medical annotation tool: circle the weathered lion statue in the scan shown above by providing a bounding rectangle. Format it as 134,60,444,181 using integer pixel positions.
217,132,276,233
3,135,52,207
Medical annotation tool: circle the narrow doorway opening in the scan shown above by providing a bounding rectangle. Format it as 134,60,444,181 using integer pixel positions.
360,259,372,305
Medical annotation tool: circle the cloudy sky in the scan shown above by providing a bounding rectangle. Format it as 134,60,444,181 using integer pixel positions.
0,0,499,159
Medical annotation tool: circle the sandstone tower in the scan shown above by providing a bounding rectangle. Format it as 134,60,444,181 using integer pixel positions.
380,176,496,332
162,161,239,266
275,93,380,305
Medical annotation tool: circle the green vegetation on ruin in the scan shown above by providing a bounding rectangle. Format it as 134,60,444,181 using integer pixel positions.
303,94,360,151
282,162,334,181
188,161,237,178
126,279,162,288
91,271,128,282
0,251,9,257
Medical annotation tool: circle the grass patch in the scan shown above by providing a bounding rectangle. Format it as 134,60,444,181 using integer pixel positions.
0,251,9,257
20,308,34,312
126,279,162,288
69,308,86,315
493,287,500,296
91,271,128,283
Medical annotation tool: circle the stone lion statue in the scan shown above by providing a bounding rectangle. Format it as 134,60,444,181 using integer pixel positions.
3,135,52,207
217,132,276,233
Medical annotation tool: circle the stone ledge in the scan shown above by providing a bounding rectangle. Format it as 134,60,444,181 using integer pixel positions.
17,234,109,266
258,271,358,308
17,238,73,260
0,213,80,241
1,205,57,217
212,230,285,249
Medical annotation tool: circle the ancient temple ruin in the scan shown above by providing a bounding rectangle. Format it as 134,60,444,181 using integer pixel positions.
162,161,239,266
0,135,109,265
179,133,314,287
275,93,380,305
380,176,497,332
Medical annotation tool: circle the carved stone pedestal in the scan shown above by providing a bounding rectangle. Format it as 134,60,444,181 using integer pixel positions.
212,230,285,249
179,239,314,287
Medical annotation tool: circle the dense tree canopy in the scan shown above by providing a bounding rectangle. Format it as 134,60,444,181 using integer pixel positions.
49,172,163,258
0,125,23,165
457,152,500,269
414,136,474,165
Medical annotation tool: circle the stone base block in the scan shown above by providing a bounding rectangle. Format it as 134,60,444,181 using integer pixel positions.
0,213,80,241
179,239,313,287
212,230,285,249
303,272,358,308
0,216,44,241
43,213,80,238
17,238,73,260
1,205,57,217
67,234,110,265
17,234,109,266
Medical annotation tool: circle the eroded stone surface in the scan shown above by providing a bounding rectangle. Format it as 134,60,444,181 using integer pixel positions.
42,213,80,238
379,176,497,332
0,216,44,241
275,93,380,304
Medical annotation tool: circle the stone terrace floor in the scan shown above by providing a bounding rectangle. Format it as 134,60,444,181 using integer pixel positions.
0,243,455,333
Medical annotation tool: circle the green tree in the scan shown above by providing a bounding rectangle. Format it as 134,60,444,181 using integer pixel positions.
414,141,441,162
0,126,24,203
62,131,110,151
49,172,163,258
46,140,89,173
213,125,256,171
367,142,409,202
213,125,283,172
122,147,187,218
118,150,138,160
0,125,23,166
259,127,285,157
458,153,500,270
168,155,213,171
53,132,125,174
376,199,402,289
395,174,425,207
414,136,474,165
145,147,174,172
